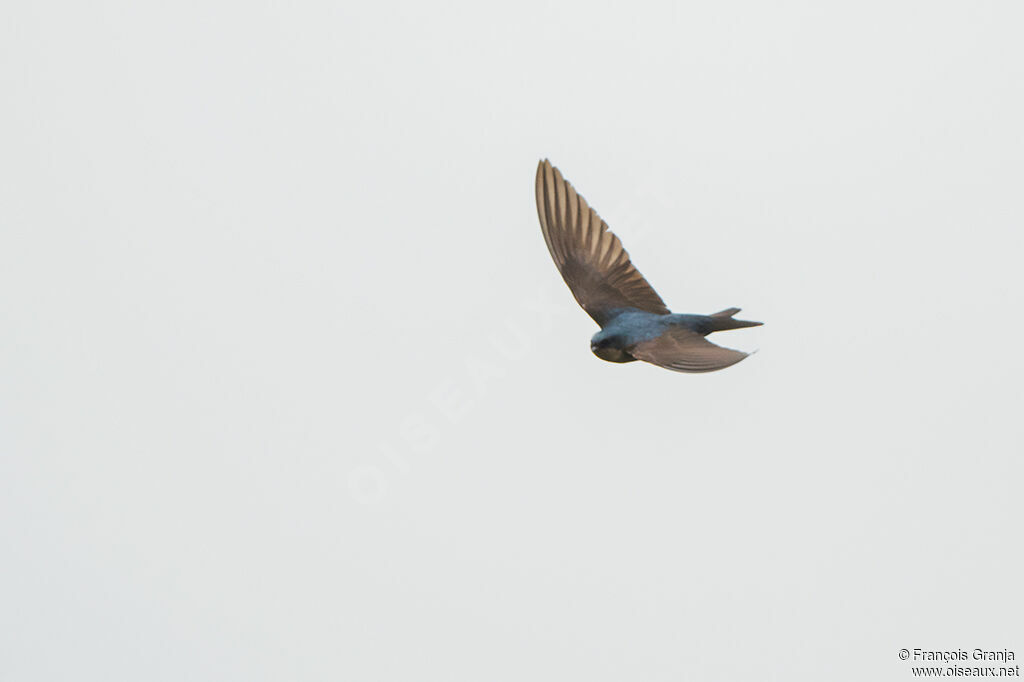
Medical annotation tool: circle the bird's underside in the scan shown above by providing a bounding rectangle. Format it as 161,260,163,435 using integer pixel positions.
535,159,762,374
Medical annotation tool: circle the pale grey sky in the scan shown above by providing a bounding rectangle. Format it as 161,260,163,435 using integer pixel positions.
2,1,1022,680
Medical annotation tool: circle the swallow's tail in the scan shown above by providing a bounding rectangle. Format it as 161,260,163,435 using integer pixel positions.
707,307,763,332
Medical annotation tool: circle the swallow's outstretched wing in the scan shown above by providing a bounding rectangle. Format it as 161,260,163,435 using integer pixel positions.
630,327,751,373
535,159,669,326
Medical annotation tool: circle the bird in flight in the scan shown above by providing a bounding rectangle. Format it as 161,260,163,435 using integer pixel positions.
535,159,762,373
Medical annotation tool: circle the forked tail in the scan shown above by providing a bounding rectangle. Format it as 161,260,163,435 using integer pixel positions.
708,307,763,332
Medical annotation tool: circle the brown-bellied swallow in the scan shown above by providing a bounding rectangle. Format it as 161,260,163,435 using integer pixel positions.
535,159,762,373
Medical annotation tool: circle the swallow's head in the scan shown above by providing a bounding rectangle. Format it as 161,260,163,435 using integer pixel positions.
590,333,635,363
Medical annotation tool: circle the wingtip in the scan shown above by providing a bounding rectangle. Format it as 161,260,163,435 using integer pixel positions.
536,158,552,180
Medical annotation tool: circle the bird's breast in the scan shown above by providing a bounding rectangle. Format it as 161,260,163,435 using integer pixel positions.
592,345,636,363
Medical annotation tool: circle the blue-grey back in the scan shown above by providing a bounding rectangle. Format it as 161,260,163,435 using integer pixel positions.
592,309,714,345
